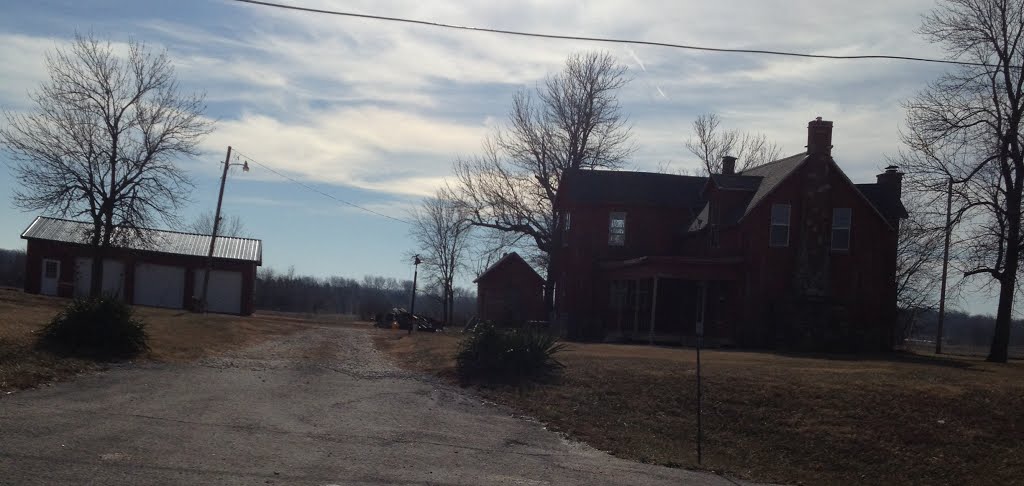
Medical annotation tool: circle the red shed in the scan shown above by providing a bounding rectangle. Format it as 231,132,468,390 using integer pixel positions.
474,252,546,326
21,216,262,315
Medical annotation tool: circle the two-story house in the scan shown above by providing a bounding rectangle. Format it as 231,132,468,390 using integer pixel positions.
554,118,907,351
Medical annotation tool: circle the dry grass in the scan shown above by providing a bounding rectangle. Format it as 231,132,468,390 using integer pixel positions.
0,288,318,391
374,329,1024,486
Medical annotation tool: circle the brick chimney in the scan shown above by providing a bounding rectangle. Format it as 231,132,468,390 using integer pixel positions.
721,155,737,175
807,117,833,156
876,165,903,198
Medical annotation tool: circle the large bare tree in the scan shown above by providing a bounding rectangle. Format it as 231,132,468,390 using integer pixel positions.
1,34,211,297
901,0,1024,362
189,211,248,238
685,113,781,174
451,51,634,315
408,191,473,325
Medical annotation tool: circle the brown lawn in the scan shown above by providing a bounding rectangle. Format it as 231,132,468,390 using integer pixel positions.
374,329,1024,486
0,288,321,391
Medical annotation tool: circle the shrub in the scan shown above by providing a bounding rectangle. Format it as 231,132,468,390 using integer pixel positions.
455,323,565,384
37,296,149,361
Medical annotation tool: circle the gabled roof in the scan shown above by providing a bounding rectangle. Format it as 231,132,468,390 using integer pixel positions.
855,183,909,221
473,252,543,284
736,153,808,220
20,216,262,264
560,169,707,209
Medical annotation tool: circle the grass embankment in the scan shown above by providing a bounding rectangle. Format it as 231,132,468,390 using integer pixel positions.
0,288,316,391
374,329,1024,486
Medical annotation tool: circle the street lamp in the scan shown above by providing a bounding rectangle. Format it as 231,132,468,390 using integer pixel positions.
199,146,248,312
408,255,422,335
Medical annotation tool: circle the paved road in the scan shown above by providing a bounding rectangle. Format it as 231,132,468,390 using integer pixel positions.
0,325,754,485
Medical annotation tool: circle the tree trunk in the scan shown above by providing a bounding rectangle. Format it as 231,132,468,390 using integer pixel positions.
89,220,104,298
988,188,1021,363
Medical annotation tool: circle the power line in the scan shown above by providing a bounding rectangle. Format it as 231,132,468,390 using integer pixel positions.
228,0,997,69
231,149,413,225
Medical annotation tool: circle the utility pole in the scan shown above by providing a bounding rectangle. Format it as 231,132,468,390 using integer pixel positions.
409,255,421,335
695,282,705,466
936,176,953,354
200,146,247,312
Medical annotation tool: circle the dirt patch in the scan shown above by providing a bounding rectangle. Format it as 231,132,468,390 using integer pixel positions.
0,288,323,391
374,329,1024,486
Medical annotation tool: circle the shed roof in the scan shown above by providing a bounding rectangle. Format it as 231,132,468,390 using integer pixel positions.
560,170,708,209
21,216,262,264
473,252,543,284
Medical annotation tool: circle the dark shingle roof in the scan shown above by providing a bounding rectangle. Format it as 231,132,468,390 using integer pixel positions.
473,252,542,284
710,174,762,191
855,184,909,220
736,153,808,219
561,170,708,209
21,216,262,264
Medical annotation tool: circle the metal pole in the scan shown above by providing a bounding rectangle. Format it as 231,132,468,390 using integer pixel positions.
697,333,702,465
936,176,953,354
409,257,419,335
200,146,231,313
696,281,705,465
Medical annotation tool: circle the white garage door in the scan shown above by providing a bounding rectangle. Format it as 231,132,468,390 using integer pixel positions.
74,258,126,299
194,270,243,314
133,263,185,309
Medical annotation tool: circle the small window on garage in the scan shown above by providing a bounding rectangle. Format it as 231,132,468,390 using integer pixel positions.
44,260,59,278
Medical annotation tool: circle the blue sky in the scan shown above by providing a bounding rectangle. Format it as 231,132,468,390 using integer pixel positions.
0,0,997,312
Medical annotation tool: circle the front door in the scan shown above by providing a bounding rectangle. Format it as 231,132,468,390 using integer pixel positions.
41,259,60,296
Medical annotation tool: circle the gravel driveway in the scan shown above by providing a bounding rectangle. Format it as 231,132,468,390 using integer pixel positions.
0,325,755,485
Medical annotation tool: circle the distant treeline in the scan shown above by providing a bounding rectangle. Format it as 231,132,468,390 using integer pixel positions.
254,267,476,323
0,248,25,288
907,308,1024,348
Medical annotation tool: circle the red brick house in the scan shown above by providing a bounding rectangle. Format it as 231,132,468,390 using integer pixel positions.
474,252,546,326
554,118,907,351
21,216,262,315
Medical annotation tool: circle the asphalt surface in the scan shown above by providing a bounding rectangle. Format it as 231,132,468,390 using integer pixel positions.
0,325,757,485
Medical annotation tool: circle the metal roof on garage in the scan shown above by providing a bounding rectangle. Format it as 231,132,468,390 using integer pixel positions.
21,216,262,264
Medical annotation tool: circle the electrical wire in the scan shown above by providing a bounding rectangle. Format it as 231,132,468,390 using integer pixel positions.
231,149,413,225
227,0,1001,69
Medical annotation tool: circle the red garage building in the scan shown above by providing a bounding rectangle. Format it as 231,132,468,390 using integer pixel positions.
474,252,546,326
21,216,262,315
554,118,907,351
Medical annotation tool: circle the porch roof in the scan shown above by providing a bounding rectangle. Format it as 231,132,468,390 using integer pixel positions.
599,256,745,281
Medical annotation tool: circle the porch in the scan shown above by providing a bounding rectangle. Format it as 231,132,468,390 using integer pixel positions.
599,256,744,345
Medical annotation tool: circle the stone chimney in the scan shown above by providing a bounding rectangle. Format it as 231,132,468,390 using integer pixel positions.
876,165,903,198
807,117,833,156
721,155,737,175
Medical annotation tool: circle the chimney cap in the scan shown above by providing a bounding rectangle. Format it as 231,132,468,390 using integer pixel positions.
885,164,899,173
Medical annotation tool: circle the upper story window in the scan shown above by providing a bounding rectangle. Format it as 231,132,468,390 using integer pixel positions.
770,204,790,247
831,208,852,251
562,211,571,246
608,212,626,246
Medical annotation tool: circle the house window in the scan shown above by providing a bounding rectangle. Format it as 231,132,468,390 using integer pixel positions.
769,204,790,247
562,211,571,246
832,208,852,251
608,212,626,246
44,260,59,278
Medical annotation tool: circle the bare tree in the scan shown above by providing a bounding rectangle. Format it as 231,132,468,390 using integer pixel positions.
451,51,634,315
189,211,248,237
893,189,947,342
900,0,1024,362
408,191,473,325
1,34,211,297
685,113,781,174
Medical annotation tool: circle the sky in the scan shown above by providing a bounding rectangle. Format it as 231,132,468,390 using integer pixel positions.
0,0,997,313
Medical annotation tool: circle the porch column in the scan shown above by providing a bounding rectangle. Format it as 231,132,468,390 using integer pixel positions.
649,276,659,344
632,280,640,337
